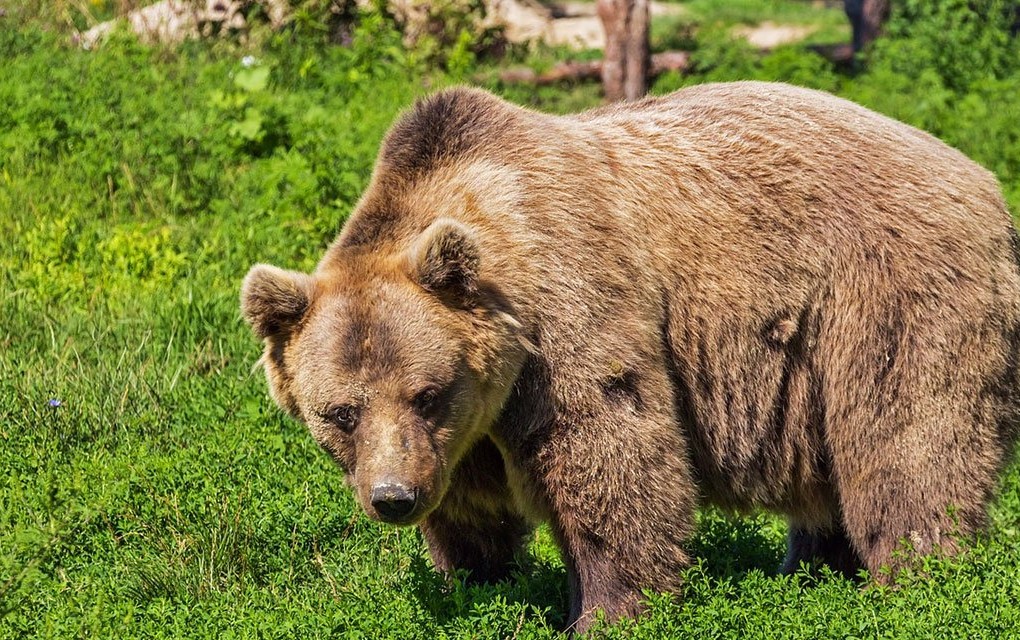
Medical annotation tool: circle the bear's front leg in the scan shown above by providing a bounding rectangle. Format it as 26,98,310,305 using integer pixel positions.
526,380,699,632
419,437,531,584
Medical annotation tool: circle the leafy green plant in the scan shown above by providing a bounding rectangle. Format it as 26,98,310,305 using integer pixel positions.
207,62,293,156
875,0,1020,92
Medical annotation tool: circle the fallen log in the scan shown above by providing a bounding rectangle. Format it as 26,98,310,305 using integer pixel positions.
497,49,690,85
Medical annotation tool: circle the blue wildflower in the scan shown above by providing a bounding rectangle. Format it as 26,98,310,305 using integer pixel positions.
47,398,62,408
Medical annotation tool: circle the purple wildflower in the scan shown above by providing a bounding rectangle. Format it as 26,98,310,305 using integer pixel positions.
47,398,62,408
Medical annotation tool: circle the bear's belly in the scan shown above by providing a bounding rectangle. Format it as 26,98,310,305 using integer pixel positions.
670,309,836,526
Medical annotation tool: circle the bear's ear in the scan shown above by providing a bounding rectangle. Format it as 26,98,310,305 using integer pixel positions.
240,264,314,339
409,218,481,300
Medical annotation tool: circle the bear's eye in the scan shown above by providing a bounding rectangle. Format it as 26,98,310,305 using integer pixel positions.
413,386,440,416
322,404,359,433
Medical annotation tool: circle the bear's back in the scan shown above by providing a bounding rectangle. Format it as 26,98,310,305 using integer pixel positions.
556,82,1016,315
573,81,1006,239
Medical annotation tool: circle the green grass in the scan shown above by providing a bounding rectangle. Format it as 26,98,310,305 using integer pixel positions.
666,0,844,25
652,0,851,51
3,4,1020,638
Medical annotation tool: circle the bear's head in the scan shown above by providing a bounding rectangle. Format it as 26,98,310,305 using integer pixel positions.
241,218,529,525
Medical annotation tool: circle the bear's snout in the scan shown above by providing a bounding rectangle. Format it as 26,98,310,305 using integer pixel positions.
370,481,419,522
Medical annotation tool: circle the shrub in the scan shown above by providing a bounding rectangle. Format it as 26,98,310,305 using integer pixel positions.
874,0,1020,92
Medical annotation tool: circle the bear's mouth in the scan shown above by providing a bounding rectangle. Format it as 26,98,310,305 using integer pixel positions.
373,511,420,526
368,501,428,526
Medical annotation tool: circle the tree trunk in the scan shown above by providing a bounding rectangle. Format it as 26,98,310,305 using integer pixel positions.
597,0,649,101
845,0,889,52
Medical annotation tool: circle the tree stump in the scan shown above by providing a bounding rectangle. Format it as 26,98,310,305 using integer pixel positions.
596,0,649,101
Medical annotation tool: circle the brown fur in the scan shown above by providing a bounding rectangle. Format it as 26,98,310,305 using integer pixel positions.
241,82,1020,632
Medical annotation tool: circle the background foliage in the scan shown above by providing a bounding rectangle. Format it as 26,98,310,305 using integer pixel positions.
2,0,1019,637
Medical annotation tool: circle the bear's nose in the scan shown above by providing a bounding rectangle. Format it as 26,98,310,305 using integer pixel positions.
370,482,418,520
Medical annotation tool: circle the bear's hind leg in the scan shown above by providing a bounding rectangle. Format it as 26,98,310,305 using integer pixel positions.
829,400,999,582
781,522,863,579
834,463,986,584
820,294,1010,582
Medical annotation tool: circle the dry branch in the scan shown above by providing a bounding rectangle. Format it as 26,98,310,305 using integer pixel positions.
497,50,690,86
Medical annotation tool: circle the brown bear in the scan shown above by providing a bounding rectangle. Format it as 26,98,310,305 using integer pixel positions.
241,81,1020,632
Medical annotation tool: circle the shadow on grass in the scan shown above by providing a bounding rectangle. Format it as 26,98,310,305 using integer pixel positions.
689,512,787,580
408,512,790,628
408,550,570,630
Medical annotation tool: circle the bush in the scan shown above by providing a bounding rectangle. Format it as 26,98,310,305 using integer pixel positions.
875,0,1020,92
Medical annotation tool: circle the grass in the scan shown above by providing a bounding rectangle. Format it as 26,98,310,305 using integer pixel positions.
652,0,851,51
3,2,1020,638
